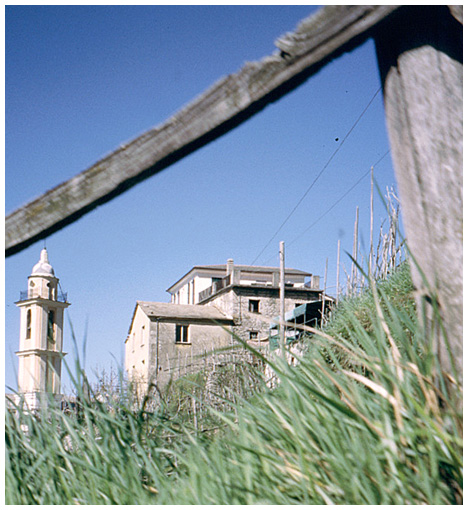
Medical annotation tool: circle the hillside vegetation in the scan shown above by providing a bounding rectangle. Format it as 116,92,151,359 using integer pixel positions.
6,263,462,504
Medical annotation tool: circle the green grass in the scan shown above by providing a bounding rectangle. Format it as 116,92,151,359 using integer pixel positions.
6,263,462,504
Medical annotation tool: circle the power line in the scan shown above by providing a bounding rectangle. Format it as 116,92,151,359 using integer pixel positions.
260,149,390,266
287,150,390,249
250,87,382,266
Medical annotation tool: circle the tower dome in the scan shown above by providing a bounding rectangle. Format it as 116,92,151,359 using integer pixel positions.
31,248,55,277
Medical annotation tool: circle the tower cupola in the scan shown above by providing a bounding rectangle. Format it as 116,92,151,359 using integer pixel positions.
27,248,59,302
31,248,55,277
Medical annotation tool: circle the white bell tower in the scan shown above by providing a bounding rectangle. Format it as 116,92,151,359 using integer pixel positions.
15,248,70,410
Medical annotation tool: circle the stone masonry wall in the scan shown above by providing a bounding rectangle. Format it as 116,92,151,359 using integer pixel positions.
149,321,234,389
208,287,321,341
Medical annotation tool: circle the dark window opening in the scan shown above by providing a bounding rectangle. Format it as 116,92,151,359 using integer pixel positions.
48,310,55,343
249,300,260,313
26,309,32,339
249,331,259,340
176,325,189,343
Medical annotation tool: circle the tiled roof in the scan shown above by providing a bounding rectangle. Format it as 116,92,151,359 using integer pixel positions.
137,301,233,322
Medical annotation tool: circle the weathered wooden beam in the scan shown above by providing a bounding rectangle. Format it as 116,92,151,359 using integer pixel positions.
6,5,399,257
374,5,463,385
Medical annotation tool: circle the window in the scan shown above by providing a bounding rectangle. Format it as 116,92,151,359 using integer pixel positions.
26,309,32,339
47,310,55,343
175,325,189,343
47,282,55,300
249,331,259,340
140,325,145,346
249,299,260,313
211,277,222,293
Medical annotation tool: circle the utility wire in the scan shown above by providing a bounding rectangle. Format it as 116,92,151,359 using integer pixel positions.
250,87,382,266
287,150,390,249
260,149,390,266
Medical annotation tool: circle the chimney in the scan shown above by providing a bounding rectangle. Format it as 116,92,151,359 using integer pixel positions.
226,258,234,276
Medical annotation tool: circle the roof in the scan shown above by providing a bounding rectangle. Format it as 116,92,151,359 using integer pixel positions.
127,301,234,337
193,264,311,275
138,301,233,322
166,263,311,293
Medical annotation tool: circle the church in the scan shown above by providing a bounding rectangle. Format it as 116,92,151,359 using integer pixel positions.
125,259,330,391
14,248,70,411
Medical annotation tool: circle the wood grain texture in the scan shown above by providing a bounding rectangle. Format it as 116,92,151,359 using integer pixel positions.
448,5,463,24
375,6,463,384
6,5,399,256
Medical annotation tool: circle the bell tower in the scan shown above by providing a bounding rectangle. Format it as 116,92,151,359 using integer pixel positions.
15,248,70,410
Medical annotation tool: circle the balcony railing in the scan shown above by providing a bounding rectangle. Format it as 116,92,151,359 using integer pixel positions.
19,290,68,303
198,274,231,302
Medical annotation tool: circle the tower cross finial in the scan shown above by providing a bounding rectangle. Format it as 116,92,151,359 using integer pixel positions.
40,247,49,263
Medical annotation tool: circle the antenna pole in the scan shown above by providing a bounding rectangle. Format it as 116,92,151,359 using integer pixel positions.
336,239,341,302
279,241,285,349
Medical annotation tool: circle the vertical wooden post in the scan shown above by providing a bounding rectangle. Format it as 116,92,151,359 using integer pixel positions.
336,239,341,302
352,206,359,295
375,6,463,385
321,258,328,328
279,241,285,349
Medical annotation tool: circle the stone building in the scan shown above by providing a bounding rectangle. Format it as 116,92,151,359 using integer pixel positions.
15,248,70,411
125,259,327,392
126,301,234,390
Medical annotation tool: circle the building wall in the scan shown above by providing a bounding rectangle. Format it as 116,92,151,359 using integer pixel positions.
208,287,321,340
153,321,234,388
18,354,35,393
169,267,314,305
237,270,305,288
171,275,213,304
125,306,151,387
127,317,233,392
17,298,67,395
126,306,234,392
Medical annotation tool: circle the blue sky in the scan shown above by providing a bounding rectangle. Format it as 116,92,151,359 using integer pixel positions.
5,5,399,392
